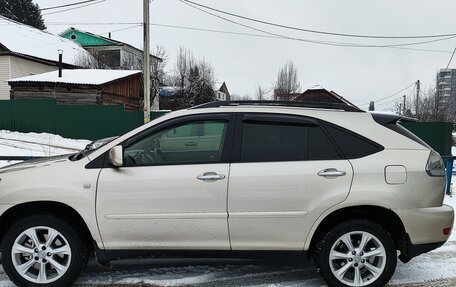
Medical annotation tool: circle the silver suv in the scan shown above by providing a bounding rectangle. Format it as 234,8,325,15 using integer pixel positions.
0,101,453,287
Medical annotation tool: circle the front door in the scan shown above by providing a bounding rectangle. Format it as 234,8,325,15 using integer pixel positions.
96,114,234,250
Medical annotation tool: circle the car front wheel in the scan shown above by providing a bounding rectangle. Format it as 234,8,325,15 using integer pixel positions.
1,215,88,286
314,220,397,287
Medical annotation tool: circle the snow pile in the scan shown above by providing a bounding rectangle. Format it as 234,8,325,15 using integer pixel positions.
0,130,90,167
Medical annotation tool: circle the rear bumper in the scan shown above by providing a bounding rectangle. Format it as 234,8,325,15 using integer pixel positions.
394,204,454,245
395,204,453,262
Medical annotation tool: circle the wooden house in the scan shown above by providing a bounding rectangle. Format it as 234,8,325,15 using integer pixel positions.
0,16,91,100
294,86,355,106
8,69,143,111
59,27,162,71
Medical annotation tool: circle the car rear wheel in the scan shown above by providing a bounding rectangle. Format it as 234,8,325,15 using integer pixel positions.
1,215,88,286
314,220,397,287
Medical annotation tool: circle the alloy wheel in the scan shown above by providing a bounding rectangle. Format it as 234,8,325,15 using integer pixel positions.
329,231,387,287
11,226,72,284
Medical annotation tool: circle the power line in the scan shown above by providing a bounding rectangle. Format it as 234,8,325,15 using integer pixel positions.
42,0,106,16
39,21,456,54
444,47,456,70
358,82,416,106
99,24,142,35
178,0,456,48
40,0,98,11
182,0,456,40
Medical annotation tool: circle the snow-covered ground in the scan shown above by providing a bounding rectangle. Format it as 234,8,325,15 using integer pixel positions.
0,130,90,168
0,131,455,286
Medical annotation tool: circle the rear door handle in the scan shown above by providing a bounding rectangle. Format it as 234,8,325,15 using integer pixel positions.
197,172,226,181
318,168,346,178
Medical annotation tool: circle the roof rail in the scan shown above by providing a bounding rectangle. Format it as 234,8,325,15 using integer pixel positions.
191,100,364,112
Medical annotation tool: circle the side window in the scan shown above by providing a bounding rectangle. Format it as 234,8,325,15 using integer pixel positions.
239,120,341,162
124,120,227,166
308,126,341,160
241,121,307,162
323,124,383,159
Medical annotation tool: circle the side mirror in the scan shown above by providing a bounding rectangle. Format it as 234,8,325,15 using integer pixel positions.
108,145,123,167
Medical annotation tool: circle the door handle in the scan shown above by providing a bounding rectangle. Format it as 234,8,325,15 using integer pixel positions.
185,141,197,147
197,172,226,181
318,168,346,178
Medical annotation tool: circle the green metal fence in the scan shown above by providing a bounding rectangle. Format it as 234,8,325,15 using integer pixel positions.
0,100,453,155
401,122,454,156
0,99,144,140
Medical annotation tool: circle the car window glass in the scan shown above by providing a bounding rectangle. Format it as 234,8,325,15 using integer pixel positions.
308,126,341,160
324,124,382,158
124,120,227,166
240,120,340,162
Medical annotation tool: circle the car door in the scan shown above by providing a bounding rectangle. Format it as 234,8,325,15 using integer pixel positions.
96,113,235,250
228,113,354,250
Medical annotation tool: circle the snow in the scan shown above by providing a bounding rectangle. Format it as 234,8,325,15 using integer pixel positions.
0,130,89,167
8,69,141,86
0,16,91,66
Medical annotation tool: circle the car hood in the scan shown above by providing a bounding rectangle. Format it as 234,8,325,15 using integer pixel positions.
0,154,73,174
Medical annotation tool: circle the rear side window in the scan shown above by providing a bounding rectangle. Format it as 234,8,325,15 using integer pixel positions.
323,124,383,159
241,121,306,162
308,126,341,160
240,120,341,162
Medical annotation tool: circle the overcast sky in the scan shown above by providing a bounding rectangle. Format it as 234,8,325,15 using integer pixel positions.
35,0,456,111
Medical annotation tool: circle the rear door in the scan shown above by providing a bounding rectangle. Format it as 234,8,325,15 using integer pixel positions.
227,113,353,250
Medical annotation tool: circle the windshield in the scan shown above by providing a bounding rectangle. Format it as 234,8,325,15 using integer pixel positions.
69,136,118,161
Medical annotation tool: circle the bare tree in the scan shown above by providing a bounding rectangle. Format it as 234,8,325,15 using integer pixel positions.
273,60,301,101
152,45,168,86
174,47,194,89
255,84,268,100
393,87,456,122
161,47,217,110
231,94,251,101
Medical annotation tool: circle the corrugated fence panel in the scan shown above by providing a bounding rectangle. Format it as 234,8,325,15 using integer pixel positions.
401,122,453,156
0,100,12,131
0,99,144,140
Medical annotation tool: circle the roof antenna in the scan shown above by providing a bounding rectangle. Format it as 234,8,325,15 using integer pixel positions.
57,49,63,78
108,32,111,39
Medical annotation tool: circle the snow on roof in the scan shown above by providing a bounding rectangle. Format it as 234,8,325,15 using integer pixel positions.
308,85,324,90
0,16,91,66
8,69,141,86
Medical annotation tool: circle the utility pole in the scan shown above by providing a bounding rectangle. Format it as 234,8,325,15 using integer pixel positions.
143,0,151,123
399,103,402,115
403,95,406,115
416,80,420,117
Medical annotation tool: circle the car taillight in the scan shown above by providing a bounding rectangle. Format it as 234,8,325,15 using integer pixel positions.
426,150,445,177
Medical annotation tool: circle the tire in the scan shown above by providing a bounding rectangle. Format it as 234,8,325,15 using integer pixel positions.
1,215,89,287
313,219,397,287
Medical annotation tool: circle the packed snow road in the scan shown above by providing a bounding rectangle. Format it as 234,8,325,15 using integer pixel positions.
0,242,453,287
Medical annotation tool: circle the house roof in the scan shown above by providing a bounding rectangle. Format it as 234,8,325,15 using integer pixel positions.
296,86,356,107
59,27,163,61
8,69,141,86
0,16,91,66
218,82,230,96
